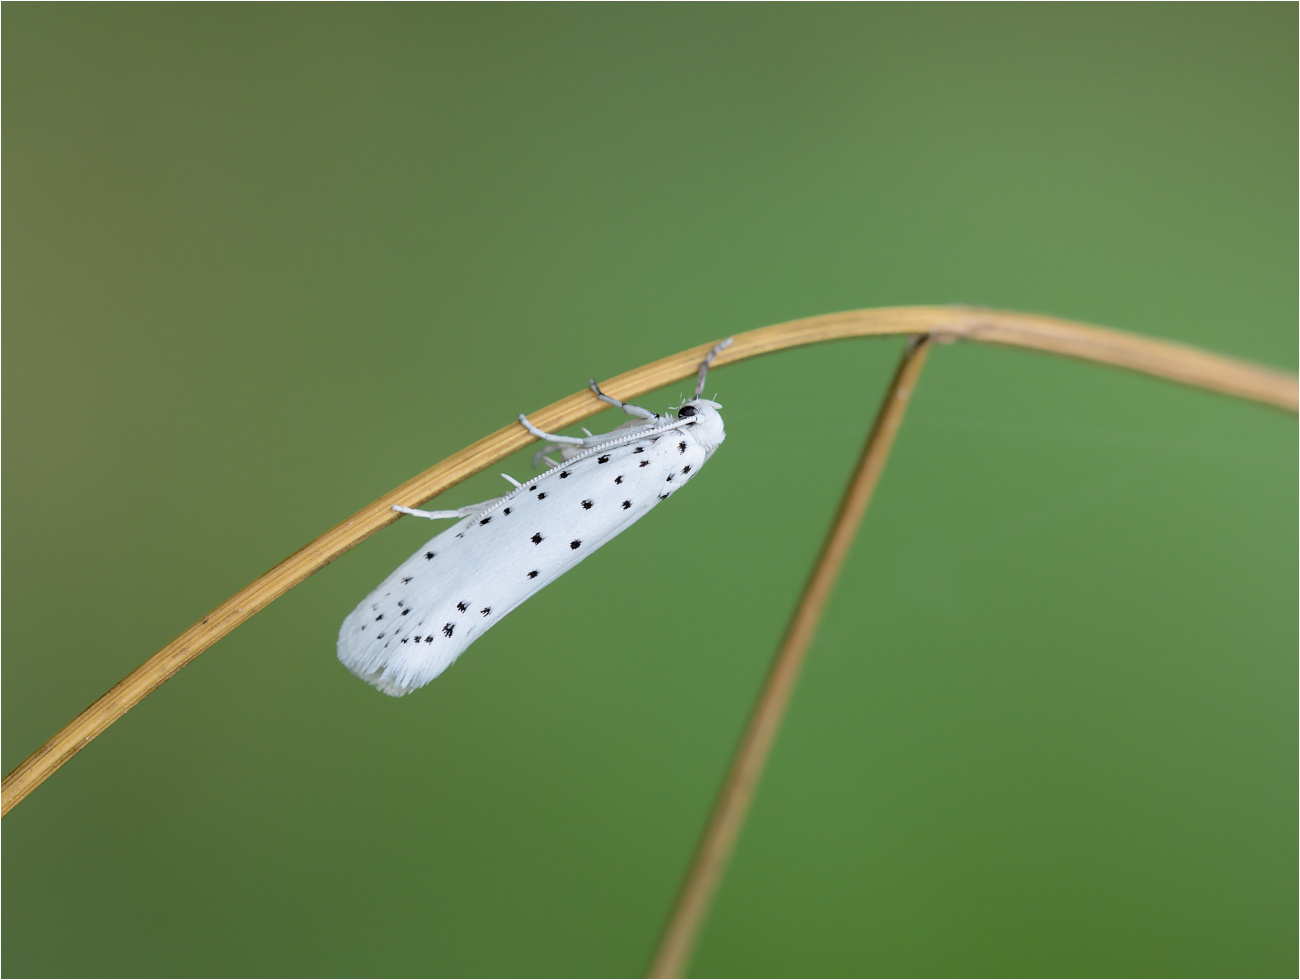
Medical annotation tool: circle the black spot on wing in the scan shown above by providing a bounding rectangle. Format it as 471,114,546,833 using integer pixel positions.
424,552,436,560
504,507,512,515
442,623,455,638
639,460,650,468
457,601,469,612
581,499,593,509
615,475,623,484
528,570,539,579
666,473,674,482
375,614,384,621
559,470,571,479
425,636,434,644
401,576,413,584
401,608,411,616
570,539,582,549
682,465,691,474
479,517,491,526
598,455,610,463
537,492,547,500
622,500,632,509
633,446,645,454
678,441,687,453
531,532,544,544
480,607,491,616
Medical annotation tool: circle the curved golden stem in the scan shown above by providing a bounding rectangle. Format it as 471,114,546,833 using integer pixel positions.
3,307,1294,815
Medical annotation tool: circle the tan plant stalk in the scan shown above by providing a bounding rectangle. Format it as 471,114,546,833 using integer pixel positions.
3,307,1295,816
648,335,932,978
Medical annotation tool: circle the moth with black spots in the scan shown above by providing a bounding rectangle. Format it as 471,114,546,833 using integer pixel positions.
337,338,732,696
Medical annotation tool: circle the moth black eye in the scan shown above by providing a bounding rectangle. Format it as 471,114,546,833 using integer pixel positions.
677,405,697,418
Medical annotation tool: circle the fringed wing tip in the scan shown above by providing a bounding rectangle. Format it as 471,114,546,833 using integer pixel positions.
337,640,445,697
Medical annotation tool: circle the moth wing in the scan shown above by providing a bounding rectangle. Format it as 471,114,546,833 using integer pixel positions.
337,435,673,695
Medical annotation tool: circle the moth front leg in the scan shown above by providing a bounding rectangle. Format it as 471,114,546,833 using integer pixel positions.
589,380,659,421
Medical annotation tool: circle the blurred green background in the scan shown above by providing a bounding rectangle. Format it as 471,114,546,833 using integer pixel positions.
4,6,1295,977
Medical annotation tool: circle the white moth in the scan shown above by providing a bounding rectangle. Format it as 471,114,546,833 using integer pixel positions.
337,338,732,696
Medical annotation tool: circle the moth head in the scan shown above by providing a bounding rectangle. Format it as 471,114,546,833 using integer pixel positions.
676,398,725,453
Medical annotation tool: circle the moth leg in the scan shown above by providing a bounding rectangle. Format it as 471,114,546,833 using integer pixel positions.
392,497,499,521
694,337,734,398
589,380,659,421
392,506,468,520
518,413,591,446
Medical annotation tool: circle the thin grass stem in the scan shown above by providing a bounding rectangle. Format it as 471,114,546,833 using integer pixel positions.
646,336,932,978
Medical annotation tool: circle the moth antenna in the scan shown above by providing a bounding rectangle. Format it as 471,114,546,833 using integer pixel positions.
695,336,734,398
501,473,522,488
